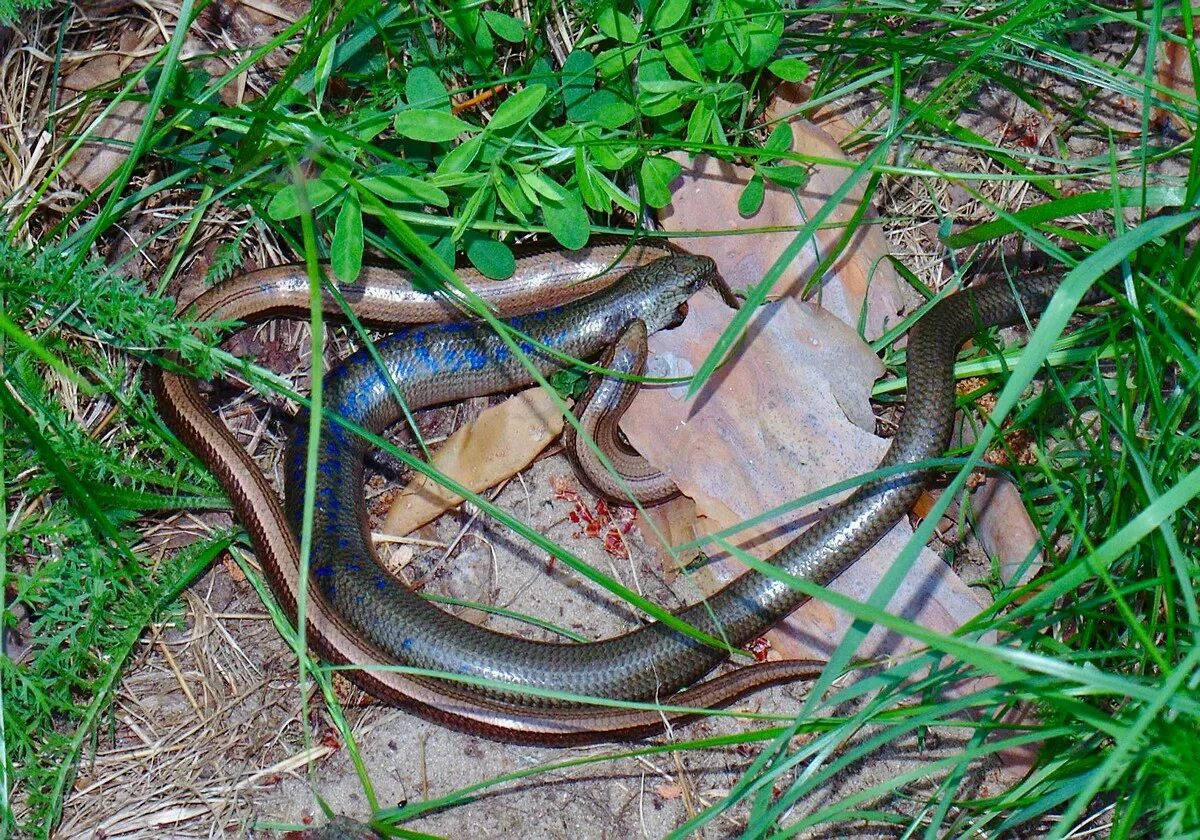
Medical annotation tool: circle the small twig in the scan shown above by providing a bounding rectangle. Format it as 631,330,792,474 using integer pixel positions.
451,84,505,116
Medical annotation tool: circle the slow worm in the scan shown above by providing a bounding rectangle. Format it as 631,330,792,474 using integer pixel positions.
153,243,1105,742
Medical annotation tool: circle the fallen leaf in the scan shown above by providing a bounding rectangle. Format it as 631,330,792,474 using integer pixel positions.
660,124,905,341
60,36,152,191
971,477,1045,587
765,81,866,148
375,540,415,575
197,0,309,106
383,388,563,536
951,394,1046,587
912,489,959,543
948,674,1042,794
642,494,701,579
622,289,985,661
1158,29,1196,135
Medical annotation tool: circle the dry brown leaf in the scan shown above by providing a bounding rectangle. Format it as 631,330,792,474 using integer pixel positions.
62,88,147,192
382,388,563,536
766,81,865,147
946,675,1042,794
970,477,1045,587
660,126,905,341
1158,29,1197,134
951,395,1046,587
987,700,1043,791
622,289,984,661
59,29,156,191
197,0,309,105
642,494,702,579
376,540,415,575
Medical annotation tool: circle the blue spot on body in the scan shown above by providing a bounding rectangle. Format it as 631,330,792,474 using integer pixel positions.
465,346,488,370
415,344,434,369
439,346,463,373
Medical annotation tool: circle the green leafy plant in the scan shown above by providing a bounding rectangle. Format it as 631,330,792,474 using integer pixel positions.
2,0,1198,837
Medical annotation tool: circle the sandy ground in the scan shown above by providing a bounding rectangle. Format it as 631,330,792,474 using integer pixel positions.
57,452,1002,839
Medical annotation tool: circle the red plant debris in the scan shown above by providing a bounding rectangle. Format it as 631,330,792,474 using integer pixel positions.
747,636,772,662
551,478,637,560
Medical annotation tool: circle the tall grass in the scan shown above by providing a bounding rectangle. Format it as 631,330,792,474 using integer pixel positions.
1,0,1197,836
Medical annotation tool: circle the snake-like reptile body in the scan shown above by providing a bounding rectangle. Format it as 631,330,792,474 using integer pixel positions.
153,243,1104,742
562,319,681,504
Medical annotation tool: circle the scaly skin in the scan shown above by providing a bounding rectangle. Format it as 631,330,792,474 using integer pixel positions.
562,319,681,504
283,260,1107,706
153,245,1106,742
154,246,823,744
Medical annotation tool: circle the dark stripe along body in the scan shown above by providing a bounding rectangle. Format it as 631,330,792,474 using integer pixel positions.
284,258,1109,707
